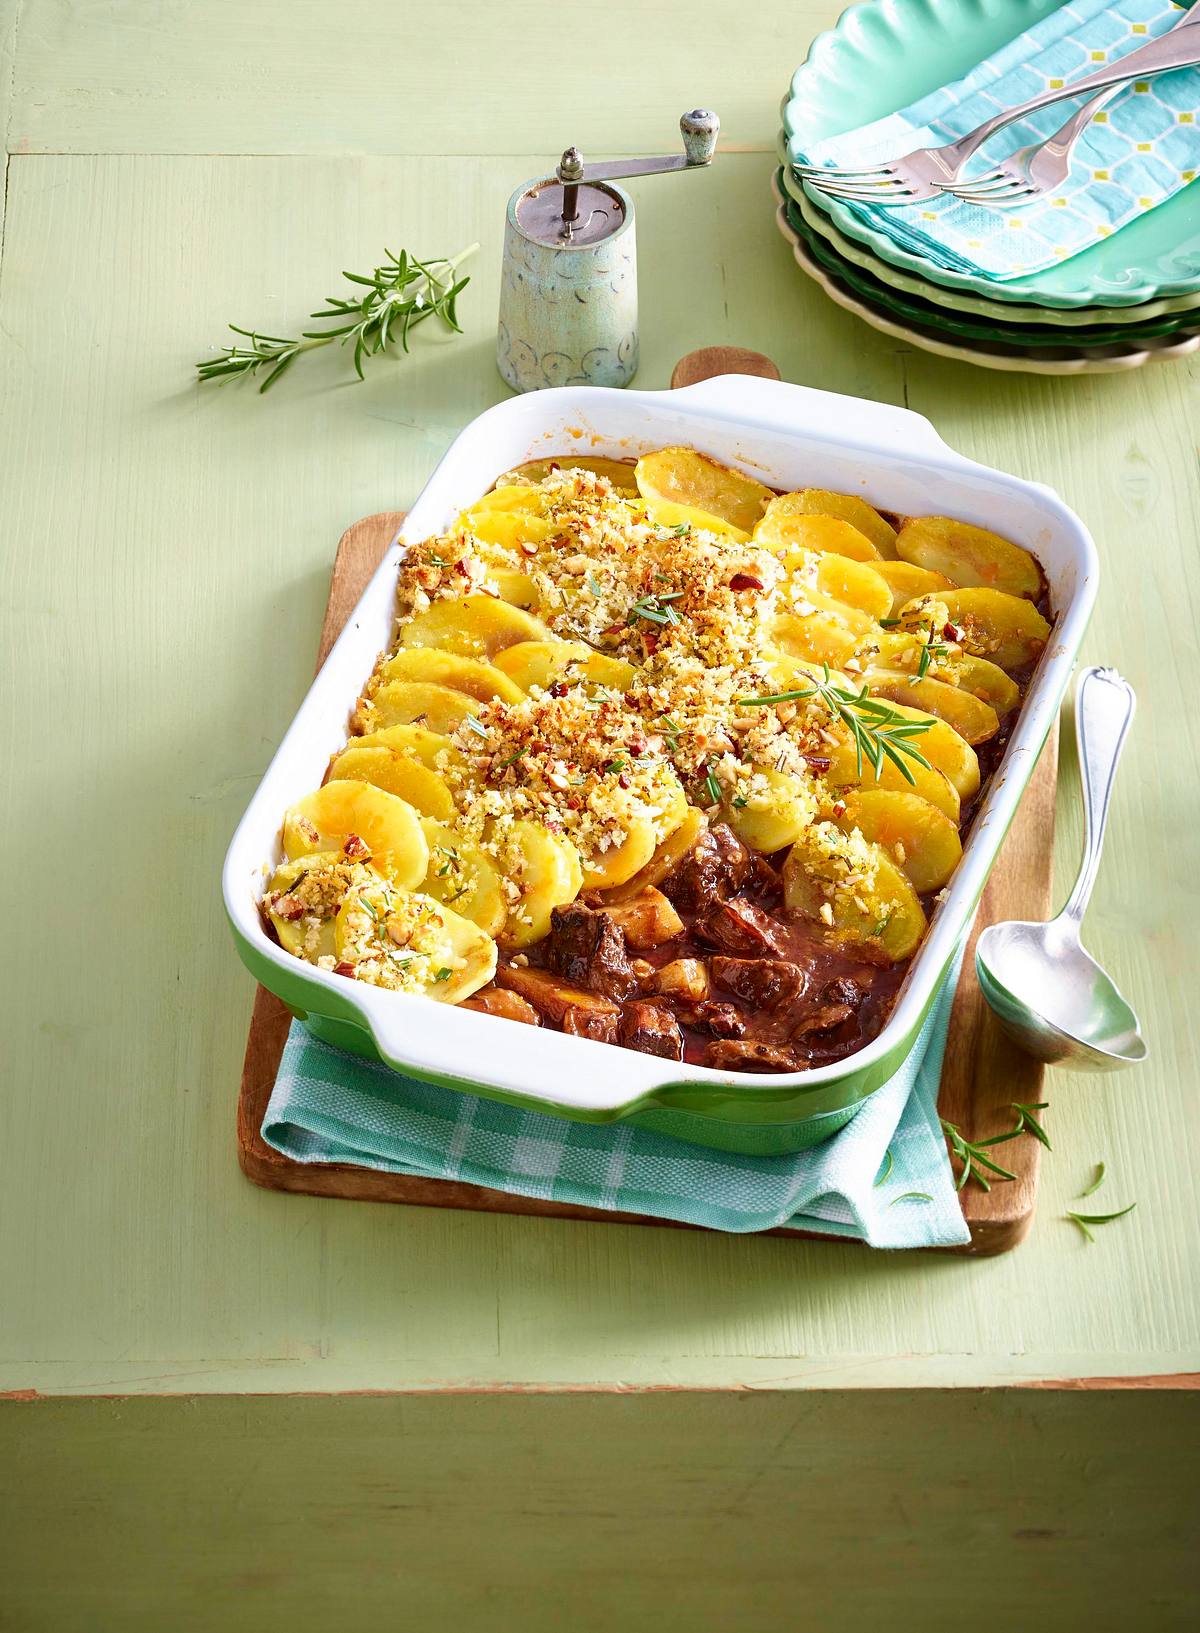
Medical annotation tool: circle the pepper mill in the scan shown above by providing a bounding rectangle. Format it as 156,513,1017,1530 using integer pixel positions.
497,110,720,394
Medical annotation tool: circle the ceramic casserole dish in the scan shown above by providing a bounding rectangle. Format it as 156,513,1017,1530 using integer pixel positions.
223,374,1097,1154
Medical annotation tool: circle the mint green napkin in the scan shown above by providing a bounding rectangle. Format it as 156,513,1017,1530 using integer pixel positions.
261,951,971,1248
792,0,1200,281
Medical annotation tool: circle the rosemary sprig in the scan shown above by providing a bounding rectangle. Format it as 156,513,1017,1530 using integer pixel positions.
939,1119,1017,1193
1066,1202,1136,1244
873,1150,894,1188
197,243,477,392
628,592,684,628
736,666,934,786
703,762,722,806
887,1191,933,1207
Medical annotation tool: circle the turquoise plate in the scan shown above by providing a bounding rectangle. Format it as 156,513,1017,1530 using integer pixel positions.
778,177,1200,347
776,135,1200,325
782,0,1200,309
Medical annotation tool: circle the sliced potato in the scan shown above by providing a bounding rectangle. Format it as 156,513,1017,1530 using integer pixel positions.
263,855,341,961
812,555,892,622
485,568,541,609
497,455,639,494
327,745,456,820
861,667,1000,746
754,502,882,562
600,805,707,904
933,589,1052,674
333,879,495,1004
351,722,463,771
956,654,1021,716
833,790,963,894
283,780,429,889
897,516,1042,600
856,628,959,685
823,732,961,822
771,590,872,669
376,648,524,704
357,681,480,736
637,495,750,542
468,484,548,516
874,700,980,800
766,489,897,555
635,445,773,533
493,638,637,695
399,595,551,662
873,559,953,618
724,767,817,854
579,815,659,890
419,818,507,937
464,509,554,553
782,829,925,961
495,821,584,950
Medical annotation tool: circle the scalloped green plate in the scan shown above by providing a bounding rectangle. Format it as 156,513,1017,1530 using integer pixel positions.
777,174,1200,346
775,133,1200,325
782,0,1200,308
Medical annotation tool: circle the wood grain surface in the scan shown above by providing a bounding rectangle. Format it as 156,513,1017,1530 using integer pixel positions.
238,493,1055,1253
1,2,1195,1403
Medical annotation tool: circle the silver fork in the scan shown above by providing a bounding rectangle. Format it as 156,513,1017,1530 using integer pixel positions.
792,14,1200,205
940,86,1118,207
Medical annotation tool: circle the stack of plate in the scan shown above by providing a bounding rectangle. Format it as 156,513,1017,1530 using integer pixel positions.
776,0,1200,374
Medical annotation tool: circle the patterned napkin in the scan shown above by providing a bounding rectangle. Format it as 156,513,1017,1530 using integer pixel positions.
791,0,1200,280
261,951,971,1248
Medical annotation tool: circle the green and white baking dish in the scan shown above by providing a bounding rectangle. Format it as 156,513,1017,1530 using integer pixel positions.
223,374,1097,1155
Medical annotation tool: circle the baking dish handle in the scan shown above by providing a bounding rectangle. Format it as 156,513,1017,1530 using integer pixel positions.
666,373,954,460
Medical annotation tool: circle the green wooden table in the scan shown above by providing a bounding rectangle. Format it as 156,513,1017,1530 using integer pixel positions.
1,2,1197,1627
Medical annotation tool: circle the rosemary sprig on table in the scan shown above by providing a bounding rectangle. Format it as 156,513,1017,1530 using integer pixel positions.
939,1102,1052,1193
1066,1202,1136,1244
196,243,477,392
735,666,934,786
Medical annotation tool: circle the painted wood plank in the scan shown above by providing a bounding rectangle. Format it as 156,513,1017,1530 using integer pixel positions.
0,150,1195,1396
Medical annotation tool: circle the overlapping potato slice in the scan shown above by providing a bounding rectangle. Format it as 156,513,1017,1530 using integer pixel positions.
636,495,750,541
754,503,881,562
351,721,464,770
283,779,429,888
333,876,495,1003
812,555,892,622
875,701,980,800
399,594,551,662
956,654,1021,715
897,516,1042,601
495,821,584,949
782,829,925,960
492,638,637,695
724,768,817,854
579,786,689,890
931,589,1052,674
833,790,962,894
600,806,707,904
771,591,873,668
263,854,342,961
635,446,773,533
873,560,952,617
823,731,961,821
859,628,959,684
358,680,479,735
376,648,524,704
327,745,456,821
766,489,897,556
419,818,507,937
860,667,1000,746
497,455,640,494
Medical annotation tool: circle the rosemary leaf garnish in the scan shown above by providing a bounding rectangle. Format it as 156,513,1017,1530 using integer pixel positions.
197,243,477,392
495,749,526,770
873,1149,894,1189
703,763,722,806
977,1101,1052,1152
628,592,684,627
462,715,490,740
940,1118,1018,1193
736,666,935,786
433,967,453,983
1066,1202,1136,1244
1079,1162,1106,1199
887,1191,933,1207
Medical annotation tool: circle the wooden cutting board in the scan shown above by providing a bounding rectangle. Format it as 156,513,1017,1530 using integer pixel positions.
237,350,1057,1256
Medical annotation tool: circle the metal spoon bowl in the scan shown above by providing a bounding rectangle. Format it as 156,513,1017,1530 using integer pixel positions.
975,667,1147,1071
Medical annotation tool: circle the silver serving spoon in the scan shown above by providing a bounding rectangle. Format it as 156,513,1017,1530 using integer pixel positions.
975,666,1147,1071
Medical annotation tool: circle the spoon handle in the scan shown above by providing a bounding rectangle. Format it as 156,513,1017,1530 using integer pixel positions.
1062,666,1136,927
